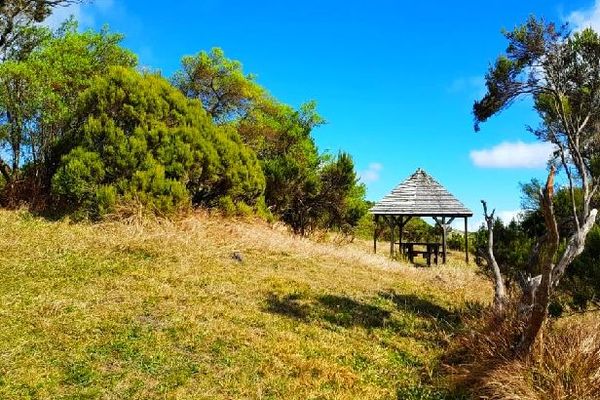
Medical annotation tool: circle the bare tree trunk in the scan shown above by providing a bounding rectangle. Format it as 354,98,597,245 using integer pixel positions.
517,166,598,353
519,167,559,353
481,200,508,314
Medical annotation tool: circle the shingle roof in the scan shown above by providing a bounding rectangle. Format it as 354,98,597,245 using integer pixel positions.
370,168,473,216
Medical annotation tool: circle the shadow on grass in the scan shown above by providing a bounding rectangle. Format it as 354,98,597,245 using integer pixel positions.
264,292,391,329
317,294,391,328
264,289,483,335
264,292,311,319
379,290,461,329
265,290,474,398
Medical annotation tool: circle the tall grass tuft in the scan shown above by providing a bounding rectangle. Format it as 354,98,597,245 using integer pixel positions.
446,306,600,400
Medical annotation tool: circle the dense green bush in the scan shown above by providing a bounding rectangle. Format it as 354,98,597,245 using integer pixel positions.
52,67,265,217
447,231,465,251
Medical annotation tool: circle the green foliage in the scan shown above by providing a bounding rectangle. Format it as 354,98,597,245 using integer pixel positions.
447,232,465,251
474,17,600,321
318,152,366,231
356,213,439,244
173,48,368,234
172,47,264,123
404,218,437,243
217,196,237,217
50,147,105,214
0,1,83,59
1,30,366,229
473,218,533,284
479,183,600,311
474,17,565,130
562,225,600,310
95,185,117,216
353,201,376,240
0,21,137,206
52,67,264,217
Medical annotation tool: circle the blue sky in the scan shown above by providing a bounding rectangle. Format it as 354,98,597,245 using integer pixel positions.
48,0,600,228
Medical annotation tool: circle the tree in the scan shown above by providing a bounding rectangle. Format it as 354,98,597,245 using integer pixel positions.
171,48,264,123
0,21,137,205
0,0,82,59
317,152,367,233
474,17,600,352
0,59,40,181
172,48,368,234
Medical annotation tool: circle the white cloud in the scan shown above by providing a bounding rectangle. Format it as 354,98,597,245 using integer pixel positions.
44,0,116,30
359,162,383,183
567,1,600,32
44,3,88,29
470,141,555,169
447,75,486,98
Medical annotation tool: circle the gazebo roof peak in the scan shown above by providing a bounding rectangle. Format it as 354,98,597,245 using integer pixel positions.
370,168,473,217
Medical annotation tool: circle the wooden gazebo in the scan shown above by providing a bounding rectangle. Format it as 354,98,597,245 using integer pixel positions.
370,168,473,264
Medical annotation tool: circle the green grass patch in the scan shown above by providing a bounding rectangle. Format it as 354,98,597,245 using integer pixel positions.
0,210,489,399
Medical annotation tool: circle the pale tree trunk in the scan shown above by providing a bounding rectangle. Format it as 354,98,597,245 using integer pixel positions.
518,166,598,353
481,200,508,314
518,169,558,353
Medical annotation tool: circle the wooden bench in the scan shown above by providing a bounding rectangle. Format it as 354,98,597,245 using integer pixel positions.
400,242,442,266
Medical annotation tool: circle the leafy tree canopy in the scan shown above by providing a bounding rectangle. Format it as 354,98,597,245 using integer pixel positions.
0,20,137,196
0,0,83,59
173,47,367,234
172,47,265,123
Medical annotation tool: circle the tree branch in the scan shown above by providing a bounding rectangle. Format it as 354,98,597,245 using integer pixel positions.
481,200,508,314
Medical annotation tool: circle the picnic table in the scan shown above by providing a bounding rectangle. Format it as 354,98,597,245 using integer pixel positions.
400,242,442,266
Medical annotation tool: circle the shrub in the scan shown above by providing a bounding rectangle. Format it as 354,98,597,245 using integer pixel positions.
95,185,117,216
447,232,465,251
563,224,600,310
234,201,253,217
51,148,106,214
217,196,236,217
479,319,600,399
51,67,265,218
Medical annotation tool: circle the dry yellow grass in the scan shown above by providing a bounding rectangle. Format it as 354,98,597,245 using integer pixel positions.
445,303,600,400
0,209,491,399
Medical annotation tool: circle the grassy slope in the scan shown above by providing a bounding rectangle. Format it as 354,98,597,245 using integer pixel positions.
0,210,490,399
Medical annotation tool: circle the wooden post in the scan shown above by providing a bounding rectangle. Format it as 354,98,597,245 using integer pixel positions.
398,216,403,257
441,217,447,264
373,215,379,254
388,216,395,257
464,216,469,264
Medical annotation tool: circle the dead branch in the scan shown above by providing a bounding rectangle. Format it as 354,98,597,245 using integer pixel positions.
481,200,508,314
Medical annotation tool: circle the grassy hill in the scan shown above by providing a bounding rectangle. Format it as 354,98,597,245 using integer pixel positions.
0,210,490,399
